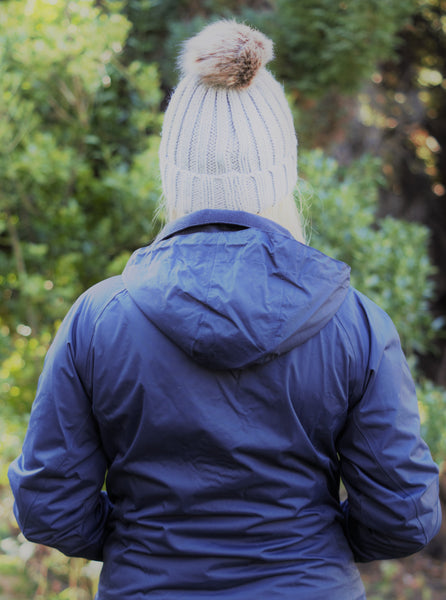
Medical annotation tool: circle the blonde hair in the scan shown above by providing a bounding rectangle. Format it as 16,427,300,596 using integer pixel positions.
259,194,306,244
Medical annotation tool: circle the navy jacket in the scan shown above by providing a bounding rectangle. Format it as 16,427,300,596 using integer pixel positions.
9,210,441,599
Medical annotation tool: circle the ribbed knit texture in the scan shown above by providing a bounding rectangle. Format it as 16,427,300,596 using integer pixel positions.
159,68,298,217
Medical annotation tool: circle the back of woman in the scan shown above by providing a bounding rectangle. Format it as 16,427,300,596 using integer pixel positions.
9,20,441,600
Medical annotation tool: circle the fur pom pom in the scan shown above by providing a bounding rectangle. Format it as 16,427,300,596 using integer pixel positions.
180,20,274,89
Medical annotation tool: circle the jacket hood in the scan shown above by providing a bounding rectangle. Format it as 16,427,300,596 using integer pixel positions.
123,210,350,370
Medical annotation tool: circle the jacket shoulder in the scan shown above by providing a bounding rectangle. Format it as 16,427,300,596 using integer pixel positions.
336,286,398,338
47,276,127,377
333,286,401,400
77,275,127,322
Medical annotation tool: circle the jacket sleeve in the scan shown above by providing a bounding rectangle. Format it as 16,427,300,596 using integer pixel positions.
338,293,441,563
8,292,111,561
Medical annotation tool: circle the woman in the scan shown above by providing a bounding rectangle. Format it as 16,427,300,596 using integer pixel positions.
9,20,441,599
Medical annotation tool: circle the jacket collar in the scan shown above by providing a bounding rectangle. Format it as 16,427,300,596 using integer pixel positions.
155,209,295,243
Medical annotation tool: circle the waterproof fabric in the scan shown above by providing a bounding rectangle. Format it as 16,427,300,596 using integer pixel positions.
9,210,441,599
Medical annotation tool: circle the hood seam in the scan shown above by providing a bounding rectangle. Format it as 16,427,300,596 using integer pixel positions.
190,235,221,360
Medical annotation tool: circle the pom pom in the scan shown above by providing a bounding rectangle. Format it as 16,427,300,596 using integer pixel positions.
180,20,274,90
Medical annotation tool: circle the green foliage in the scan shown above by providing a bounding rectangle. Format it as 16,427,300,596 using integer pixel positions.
0,4,444,595
0,329,51,415
125,0,418,98
417,379,446,465
0,0,443,461
0,0,163,412
253,0,418,98
121,0,240,89
298,149,440,362
298,149,446,465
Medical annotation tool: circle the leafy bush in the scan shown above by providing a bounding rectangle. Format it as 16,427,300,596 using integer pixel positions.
298,149,446,464
252,0,418,97
417,380,446,464
0,4,444,599
125,0,417,99
298,149,441,361
0,0,163,412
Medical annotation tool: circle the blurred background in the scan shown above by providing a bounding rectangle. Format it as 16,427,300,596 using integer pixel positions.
0,1,445,598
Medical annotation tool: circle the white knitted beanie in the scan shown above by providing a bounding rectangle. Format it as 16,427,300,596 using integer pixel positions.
159,20,298,218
